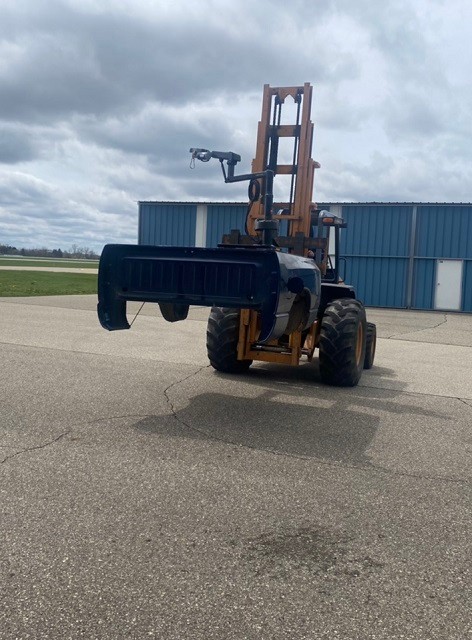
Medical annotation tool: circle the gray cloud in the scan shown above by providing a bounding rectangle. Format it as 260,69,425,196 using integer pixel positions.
0,0,338,123
0,0,471,252
0,126,38,164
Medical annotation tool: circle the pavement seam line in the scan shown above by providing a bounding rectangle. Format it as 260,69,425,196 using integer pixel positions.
384,337,472,348
0,340,209,363
2,339,470,403
1,431,70,464
164,372,471,486
384,312,448,339
358,382,472,403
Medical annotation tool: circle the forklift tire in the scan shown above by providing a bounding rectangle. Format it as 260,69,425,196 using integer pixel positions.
364,322,377,369
206,307,252,373
318,298,367,387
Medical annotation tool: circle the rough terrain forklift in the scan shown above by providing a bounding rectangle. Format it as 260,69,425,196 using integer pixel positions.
98,83,376,385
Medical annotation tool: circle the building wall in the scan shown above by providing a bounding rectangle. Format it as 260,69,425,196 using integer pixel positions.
139,202,197,247
205,204,247,247
138,201,472,312
412,259,435,310
416,205,472,259
335,204,412,309
413,205,472,312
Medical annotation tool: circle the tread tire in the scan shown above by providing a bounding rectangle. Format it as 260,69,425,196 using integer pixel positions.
364,322,377,370
319,298,367,387
206,307,252,373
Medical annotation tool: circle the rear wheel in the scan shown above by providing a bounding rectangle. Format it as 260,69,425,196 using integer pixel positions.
206,307,252,373
318,298,367,386
364,322,377,369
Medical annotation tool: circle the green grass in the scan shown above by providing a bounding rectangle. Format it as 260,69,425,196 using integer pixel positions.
0,258,98,268
0,271,98,297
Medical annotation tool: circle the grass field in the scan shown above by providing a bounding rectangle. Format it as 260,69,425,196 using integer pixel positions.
0,271,98,297
0,258,98,269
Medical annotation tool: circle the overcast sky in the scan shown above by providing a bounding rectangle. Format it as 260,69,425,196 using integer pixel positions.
1,0,471,252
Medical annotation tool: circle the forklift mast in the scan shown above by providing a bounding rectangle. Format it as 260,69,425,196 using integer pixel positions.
208,83,346,282
248,83,318,240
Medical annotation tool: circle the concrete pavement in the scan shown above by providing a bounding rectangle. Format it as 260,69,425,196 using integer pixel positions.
1,296,471,639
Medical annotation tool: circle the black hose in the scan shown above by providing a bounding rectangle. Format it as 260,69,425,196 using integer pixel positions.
248,178,261,203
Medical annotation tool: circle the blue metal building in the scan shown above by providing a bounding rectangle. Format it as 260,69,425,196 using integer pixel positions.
138,201,472,312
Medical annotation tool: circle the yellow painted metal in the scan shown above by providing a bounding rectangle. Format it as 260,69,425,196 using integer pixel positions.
355,323,364,367
302,321,318,362
237,310,321,367
236,83,321,368
246,83,318,241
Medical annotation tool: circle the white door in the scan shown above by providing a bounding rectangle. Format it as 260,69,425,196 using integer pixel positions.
434,260,463,310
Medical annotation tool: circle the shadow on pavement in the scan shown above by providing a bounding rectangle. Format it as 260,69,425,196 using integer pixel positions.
135,361,448,465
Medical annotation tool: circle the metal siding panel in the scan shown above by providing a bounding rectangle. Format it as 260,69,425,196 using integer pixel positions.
458,209,471,257
149,204,155,245
457,207,472,258
206,205,248,247
141,203,153,245
412,259,435,309
370,209,379,256
137,203,143,243
344,257,407,307
138,203,145,244
138,203,196,246
384,209,393,255
161,207,168,243
444,209,454,257
138,203,144,243
416,206,435,257
147,205,152,244
416,205,472,259
340,206,356,255
462,261,472,312
386,258,407,307
338,204,411,308
340,205,411,257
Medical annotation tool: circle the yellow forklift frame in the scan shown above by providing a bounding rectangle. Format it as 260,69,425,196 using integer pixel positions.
231,84,326,366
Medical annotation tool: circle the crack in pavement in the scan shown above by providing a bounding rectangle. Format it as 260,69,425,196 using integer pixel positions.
163,369,471,486
1,431,70,464
385,313,448,340
0,414,159,464
163,365,211,412
458,398,472,409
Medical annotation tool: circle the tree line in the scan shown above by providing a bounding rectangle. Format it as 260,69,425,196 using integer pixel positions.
0,244,100,260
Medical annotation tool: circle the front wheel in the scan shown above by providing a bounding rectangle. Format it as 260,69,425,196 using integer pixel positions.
206,307,252,373
318,298,367,387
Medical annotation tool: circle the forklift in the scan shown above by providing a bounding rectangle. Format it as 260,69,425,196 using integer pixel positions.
98,83,376,386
